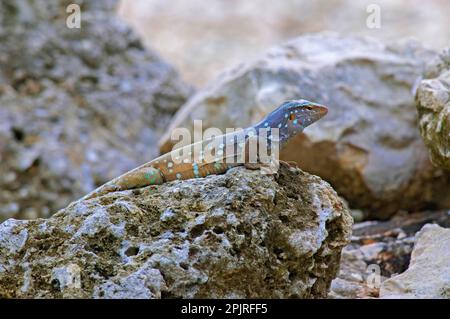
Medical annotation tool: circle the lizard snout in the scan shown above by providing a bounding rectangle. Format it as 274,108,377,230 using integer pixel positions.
311,104,328,120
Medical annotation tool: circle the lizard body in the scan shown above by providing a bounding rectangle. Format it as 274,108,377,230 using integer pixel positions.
80,100,327,201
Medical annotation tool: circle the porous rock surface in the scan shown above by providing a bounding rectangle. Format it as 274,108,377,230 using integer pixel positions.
159,33,450,218
416,47,450,171
0,163,352,298
0,0,192,221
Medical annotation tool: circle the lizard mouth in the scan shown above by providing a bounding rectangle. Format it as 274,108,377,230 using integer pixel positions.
315,104,328,117
309,104,328,121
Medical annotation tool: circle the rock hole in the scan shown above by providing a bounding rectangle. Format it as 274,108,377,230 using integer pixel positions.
189,224,205,238
161,291,178,299
212,226,224,234
279,215,289,223
50,116,60,124
79,75,99,84
124,246,139,256
287,192,299,200
30,158,41,169
273,247,283,255
131,189,142,196
231,246,241,256
50,278,60,290
236,224,247,235
188,246,199,257
11,127,25,142
289,270,297,281
11,77,27,91
179,262,189,270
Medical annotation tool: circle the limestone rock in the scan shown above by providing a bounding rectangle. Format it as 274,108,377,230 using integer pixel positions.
416,47,450,170
0,0,192,221
0,163,352,298
159,33,450,218
380,223,450,298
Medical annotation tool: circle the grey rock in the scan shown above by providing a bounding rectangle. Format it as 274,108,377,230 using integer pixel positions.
416,47,450,170
0,219,29,255
380,224,450,299
0,0,192,221
0,163,352,298
159,33,450,218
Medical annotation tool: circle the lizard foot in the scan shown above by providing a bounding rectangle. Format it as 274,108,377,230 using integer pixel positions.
244,162,263,170
244,162,279,175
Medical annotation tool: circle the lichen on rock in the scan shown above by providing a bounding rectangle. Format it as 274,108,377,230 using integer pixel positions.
0,163,352,298
416,47,450,171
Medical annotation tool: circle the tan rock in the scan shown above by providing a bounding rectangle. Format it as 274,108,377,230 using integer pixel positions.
380,224,450,299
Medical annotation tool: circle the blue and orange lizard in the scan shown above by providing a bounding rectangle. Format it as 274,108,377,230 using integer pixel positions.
80,100,328,201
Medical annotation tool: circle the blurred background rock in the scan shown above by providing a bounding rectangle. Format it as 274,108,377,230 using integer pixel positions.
0,0,191,221
118,0,450,86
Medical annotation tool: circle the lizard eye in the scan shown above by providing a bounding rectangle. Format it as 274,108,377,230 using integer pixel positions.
289,113,296,121
304,106,313,110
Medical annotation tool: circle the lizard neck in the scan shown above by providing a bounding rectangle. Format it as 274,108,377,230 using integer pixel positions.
253,121,295,147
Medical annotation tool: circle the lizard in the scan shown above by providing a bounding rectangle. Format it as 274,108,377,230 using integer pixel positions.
80,99,328,201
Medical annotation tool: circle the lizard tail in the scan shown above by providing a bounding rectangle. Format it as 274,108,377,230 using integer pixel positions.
80,166,165,201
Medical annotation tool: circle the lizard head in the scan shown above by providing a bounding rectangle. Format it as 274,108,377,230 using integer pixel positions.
256,99,328,139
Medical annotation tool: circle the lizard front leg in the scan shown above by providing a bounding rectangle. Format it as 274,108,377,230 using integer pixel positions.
243,135,261,170
243,135,279,174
